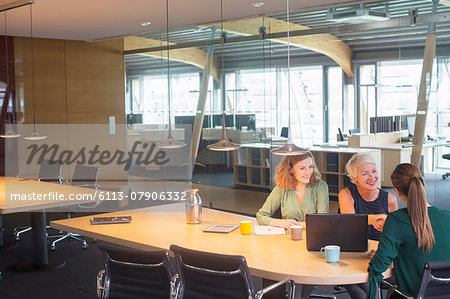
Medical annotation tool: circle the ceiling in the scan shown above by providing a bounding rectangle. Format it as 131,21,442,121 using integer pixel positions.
0,0,381,41
125,0,450,76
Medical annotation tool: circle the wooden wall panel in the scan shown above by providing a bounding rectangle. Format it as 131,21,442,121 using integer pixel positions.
65,39,125,124
14,37,67,124
13,37,127,180
14,37,125,125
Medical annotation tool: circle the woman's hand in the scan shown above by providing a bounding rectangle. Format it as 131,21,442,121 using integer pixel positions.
368,249,376,260
368,214,387,231
270,218,301,229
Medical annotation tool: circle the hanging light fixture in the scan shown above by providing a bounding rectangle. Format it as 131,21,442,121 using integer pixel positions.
207,0,241,151
157,0,185,149
271,0,308,156
24,2,46,141
1,11,21,139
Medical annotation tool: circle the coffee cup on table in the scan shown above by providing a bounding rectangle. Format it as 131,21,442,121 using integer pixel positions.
240,220,252,235
320,245,340,263
288,225,303,240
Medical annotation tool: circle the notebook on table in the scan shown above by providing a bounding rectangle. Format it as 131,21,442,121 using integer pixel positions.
306,214,368,252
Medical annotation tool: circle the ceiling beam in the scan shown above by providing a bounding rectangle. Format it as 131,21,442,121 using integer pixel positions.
124,36,219,82
205,17,353,78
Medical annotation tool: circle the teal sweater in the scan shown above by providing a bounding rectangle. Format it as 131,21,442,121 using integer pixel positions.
367,207,450,298
256,180,329,225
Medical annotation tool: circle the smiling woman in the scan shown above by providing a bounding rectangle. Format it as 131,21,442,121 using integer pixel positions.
338,153,398,241
256,152,329,229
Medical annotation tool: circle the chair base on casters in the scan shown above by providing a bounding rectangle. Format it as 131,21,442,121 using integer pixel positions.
50,232,88,250
13,226,32,241
14,225,55,241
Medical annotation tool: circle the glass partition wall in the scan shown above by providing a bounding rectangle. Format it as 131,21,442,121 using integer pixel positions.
124,0,450,214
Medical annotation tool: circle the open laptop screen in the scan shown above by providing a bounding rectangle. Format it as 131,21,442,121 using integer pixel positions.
306,214,368,252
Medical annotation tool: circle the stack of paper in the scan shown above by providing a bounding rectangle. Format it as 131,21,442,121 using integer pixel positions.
254,225,286,235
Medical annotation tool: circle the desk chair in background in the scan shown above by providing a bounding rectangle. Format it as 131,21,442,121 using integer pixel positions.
96,242,175,299
443,152,450,180
13,160,64,241
49,165,100,250
382,260,450,298
170,244,295,299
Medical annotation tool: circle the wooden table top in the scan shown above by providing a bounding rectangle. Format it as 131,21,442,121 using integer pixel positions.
0,177,99,214
51,203,392,285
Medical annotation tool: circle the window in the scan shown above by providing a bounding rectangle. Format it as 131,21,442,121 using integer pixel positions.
328,67,343,142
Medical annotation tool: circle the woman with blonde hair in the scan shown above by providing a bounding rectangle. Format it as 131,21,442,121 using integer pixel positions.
257,152,329,229
367,163,450,298
339,153,398,241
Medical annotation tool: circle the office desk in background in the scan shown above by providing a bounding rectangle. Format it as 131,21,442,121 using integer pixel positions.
51,203,391,285
0,177,98,269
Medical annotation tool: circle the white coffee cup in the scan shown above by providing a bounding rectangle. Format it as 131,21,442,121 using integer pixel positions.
288,225,303,240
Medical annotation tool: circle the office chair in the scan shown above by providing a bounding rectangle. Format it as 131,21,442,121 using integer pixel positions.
382,261,450,298
442,153,450,180
281,127,289,138
169,244,295,299
13,160,64,241
49,165,100,250
97,242,175,299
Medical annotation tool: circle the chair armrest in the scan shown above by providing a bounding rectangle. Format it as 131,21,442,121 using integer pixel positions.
38,177,64,183
69,182,100,189
255,279,295,299
78,201,101,209
96,269,106,298
170,273,180,299
17,173,38,180
381,279,412,299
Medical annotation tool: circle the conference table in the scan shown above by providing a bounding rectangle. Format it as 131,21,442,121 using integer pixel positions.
0,177,98,269
50,203,392,286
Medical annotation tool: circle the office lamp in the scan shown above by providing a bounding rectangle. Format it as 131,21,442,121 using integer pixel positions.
157,0,185,149
24,2,47,141
271,0,308,156
207,0,241,151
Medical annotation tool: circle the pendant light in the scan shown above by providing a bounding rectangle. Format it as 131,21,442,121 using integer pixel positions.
207,0,241,151
24,3,47,141
1,11,21,139
271,0,308,156
157,0,185,149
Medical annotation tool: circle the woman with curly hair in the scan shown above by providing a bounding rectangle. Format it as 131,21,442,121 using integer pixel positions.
256,152,329,229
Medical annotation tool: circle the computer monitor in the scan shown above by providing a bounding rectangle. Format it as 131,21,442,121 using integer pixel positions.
212,114,234,128
235,114,255,131
348,128,360,135
247,116,256,131
126,113,143,125
174,115,210,129
406,115,416,137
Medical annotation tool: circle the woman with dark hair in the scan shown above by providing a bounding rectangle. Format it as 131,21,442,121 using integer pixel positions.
256,152,329,229
367,163,450,299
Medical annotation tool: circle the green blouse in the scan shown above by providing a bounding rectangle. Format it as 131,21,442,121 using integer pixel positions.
256,180,329,225
367,207,450,299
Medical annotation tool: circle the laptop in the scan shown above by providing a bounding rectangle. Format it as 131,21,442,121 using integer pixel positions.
306,214,368,252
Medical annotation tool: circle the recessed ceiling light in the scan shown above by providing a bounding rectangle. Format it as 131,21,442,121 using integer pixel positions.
251,2,264,8
139,21,151,27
